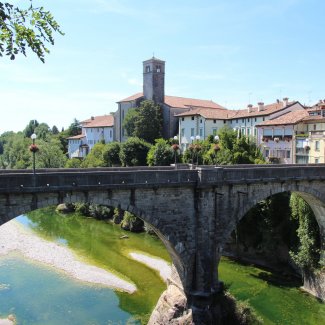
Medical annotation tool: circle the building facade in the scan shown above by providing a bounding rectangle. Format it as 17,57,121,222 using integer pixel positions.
67,115,114,158
114,57,225,142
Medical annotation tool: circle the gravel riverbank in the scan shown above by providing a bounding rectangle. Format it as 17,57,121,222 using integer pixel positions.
129,252,171,282
0,221,136,293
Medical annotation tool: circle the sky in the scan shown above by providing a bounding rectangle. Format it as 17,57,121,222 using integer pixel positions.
1,0,325,134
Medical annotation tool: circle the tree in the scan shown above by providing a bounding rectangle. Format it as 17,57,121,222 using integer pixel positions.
289,193,321,270
51,125,59,135
123,108,138,137
67,119,82,137
147,138,174,166
36,138,67,168
34,122,51,140
0,1,63,62
123,100,163,143
82,143,106,168
102,142,121,167
23,119,39,138
134,100,163,143
119,137,151,167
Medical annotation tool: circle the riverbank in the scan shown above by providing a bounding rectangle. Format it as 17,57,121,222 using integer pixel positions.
0,315,15,325
0,221,136,293
129,252,171,282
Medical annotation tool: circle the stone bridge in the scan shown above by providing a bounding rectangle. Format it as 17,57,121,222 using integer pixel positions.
0,164,325,323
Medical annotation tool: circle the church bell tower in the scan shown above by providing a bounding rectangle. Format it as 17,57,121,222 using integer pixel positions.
143,57,165,104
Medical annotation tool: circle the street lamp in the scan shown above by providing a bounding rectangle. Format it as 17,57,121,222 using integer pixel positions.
195,135,201,165
214,135,220,165
30,133,38,175
171,136,179,165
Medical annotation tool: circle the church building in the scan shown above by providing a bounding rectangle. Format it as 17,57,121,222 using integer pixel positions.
114,57,225,142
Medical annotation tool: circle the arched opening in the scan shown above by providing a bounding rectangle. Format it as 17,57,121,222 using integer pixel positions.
0,197,187,324
219,190,324,324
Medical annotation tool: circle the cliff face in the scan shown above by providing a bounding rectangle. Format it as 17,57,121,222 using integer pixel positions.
303,269,325,301
148,283,193,325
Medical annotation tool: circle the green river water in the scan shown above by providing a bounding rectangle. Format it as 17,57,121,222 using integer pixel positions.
0,207,324,324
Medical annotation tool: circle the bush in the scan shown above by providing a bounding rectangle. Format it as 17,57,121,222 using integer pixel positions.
119,137,151,166
121,211,144,232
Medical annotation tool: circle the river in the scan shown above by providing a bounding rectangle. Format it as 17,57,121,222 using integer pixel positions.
0,207,324,324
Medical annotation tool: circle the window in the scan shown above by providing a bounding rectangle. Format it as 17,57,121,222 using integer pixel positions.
223,120,226,124
247,128,251,136
146,65,150,72
315,158,319,164
182,117,184,121
255,118,257,122
314,124,317,130
241,128,246,135
110,130,112,138
213,119,216,124
247,118,250,122
242,118,244,123
265,149,270,157
199,128,203,137
286,150,291,159
263,117,265,121
212,128,217,135
200,119,203,124
315,141,320,151
181,128,185,137
191,128,195,136
254,128,257,136
236,119,238,123
156,65,161,72
191,116,194,120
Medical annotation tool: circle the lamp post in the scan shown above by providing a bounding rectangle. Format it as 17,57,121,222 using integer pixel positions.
172,136,179,165
30,133,38,175
195,135,201,165
190,136,195,164
214,135,220,165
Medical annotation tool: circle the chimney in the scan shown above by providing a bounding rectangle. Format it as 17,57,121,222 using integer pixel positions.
277,99,280,103
247,104,253,113
257,102,264,112
91,116,95,120
283,97,289,107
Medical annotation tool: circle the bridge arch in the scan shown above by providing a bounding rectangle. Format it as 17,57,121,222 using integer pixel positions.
221,181,325,249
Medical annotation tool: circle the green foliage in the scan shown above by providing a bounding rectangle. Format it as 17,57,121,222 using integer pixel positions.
182,141,211,165
147,138,174,166
23,119,39,138
235,193,297,258
289,193,321,270
0,132,31,168
89,205,112,220
65,158,82,168
134,100,163,143
119,137,151,166
36,137,67,168
74,202,90,216
210,126,265,165
102,142,121,167
123,108,138,137
0,1,64,62
67,118,82,137
51,125,59,135
121,211,144,232
123,100,163,143
82,143,106,168
34,122,51,140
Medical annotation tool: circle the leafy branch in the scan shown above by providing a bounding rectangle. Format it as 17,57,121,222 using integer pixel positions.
0,1,64,62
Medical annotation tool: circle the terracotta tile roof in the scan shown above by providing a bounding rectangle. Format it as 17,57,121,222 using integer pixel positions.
67,134,85,140
117,92,225,109
256,110,308,126
117,92,144,103
302,115,325,123
175,107,235,119
230,101,297,119
164,95,225,109
82,115,114,128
